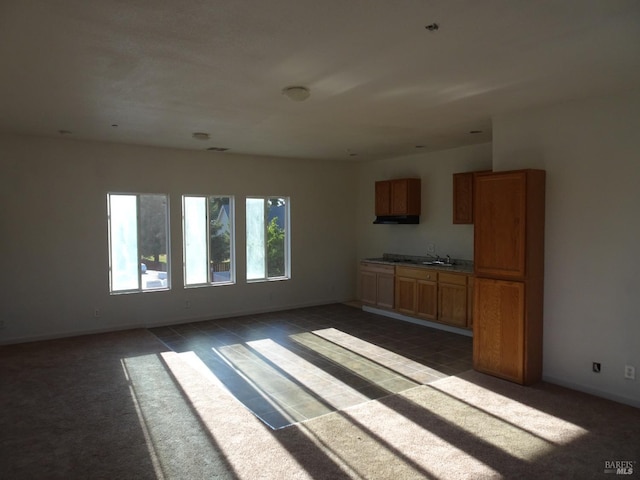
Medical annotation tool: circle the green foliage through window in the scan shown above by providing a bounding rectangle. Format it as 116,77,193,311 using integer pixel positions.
246,197,289,281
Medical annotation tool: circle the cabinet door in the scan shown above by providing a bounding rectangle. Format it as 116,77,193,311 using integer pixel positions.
416,279,437,320
474,171,527,278
377,273,395,309
473,278,525,383
438,283,467,327
390,179,409,214
467,276,474,328
391,179,421,215
395,276,417,315
360,270,377,306
375,181,391,216
453,172,474,224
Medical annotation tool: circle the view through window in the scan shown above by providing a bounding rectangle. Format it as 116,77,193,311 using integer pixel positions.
183,195,234,286
108,193,170,293
246,197,289,281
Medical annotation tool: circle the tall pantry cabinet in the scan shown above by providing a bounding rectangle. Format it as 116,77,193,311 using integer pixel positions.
473,169,545,385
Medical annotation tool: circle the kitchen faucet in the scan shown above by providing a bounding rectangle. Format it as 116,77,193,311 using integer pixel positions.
425,253,454,265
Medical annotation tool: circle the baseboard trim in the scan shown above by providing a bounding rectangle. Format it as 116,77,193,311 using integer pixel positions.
542,375,640,409
362,305,473,337
0,298,353,346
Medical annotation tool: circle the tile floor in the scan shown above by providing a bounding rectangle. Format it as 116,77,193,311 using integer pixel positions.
149,303,473,429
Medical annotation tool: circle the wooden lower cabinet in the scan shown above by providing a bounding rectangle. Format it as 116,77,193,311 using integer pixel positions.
376,273,395,309
417,279,437,320
395,267,437,319
438,273,468,328
360,262,395,309
367,264,473,330
473,277,526,383
360,269,377,306
395,275,417,315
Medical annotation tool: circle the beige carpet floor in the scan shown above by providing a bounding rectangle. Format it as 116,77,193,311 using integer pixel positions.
1,323,638,479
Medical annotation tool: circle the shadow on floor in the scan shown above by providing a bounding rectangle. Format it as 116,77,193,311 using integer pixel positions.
149,303,473,428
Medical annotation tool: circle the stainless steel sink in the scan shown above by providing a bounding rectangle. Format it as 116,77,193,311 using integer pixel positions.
422,261,455,266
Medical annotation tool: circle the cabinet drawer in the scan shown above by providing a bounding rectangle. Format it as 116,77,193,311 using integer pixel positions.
396,267,437,281
438,272,468,286
360,262,395,275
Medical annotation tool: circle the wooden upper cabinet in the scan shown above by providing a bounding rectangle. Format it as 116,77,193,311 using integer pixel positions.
453,171,490,224
453,172,474,224
375,181,391,215
474,170,545,279
375,178,421,216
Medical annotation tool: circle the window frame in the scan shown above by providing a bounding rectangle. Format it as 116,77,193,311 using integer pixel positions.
107,192,171,294
246,196,290,283
182,194,236,288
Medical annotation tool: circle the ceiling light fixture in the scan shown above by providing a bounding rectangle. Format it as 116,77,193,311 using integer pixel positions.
206,147,229,152
425,23,439,32
282,86,310,102
469,130,483,134
192,132,210,140
58,129,72,135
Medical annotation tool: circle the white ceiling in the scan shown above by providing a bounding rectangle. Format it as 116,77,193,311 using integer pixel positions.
1,0,639,161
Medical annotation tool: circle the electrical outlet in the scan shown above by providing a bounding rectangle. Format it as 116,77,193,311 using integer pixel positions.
185,300,191,309
94,308,101,318
427,243,436,254
592,362,601,373
624,365,635,380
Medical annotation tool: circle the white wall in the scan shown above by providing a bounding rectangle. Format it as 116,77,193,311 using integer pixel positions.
0,134,358,343
4,89,637,407
355,143,492,262
493,89,640,407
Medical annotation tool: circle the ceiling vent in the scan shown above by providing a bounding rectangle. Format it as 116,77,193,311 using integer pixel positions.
192,132,210,140
282,86,311,102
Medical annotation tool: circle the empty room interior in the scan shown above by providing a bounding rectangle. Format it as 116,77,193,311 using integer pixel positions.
1,1,639,479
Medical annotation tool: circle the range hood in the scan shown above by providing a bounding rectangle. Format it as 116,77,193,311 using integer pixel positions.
373,215,420,224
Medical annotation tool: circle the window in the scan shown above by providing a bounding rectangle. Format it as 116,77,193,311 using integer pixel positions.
107,193,170,293
246,197,289,281
183,195,234,286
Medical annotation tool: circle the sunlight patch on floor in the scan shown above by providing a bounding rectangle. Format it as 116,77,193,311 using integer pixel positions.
160,350,326,480
430,376,589,446
215,342,334,423
290,332,420,392
125,349,579,480
312,327,448,382
164,350,456,479
299,398,501,479
247,338,370,409
401,385,555,462
122,354,237,479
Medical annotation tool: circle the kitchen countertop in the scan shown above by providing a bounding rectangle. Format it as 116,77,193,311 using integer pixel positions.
362,254,474,274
